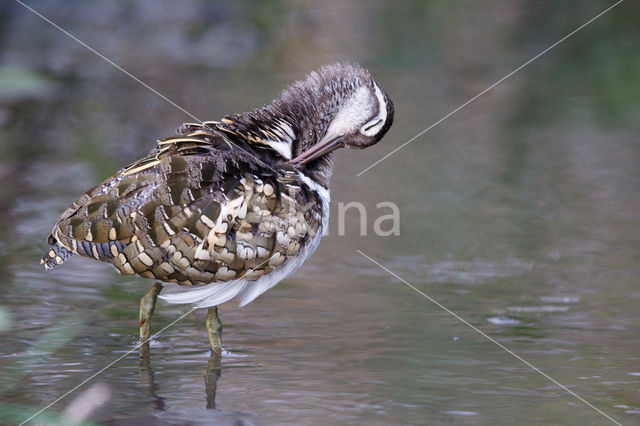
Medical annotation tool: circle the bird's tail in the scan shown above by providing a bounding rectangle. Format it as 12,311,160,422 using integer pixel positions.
41,235,74,270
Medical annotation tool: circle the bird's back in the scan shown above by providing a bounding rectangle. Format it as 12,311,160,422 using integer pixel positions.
42,124,325,299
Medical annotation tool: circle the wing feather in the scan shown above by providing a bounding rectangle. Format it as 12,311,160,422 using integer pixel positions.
43,127,323,296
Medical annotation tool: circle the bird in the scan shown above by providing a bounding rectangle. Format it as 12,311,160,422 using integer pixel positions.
41,63,394,355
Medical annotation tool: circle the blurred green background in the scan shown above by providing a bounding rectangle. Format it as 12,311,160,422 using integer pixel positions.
0,1,639,424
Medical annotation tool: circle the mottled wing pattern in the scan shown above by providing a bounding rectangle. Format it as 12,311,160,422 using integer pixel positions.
180,119,296,160
42,129,323,287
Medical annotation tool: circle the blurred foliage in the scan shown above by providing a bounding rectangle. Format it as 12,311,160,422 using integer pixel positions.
0,404,100,426
509,0,640,126
0,0,637,172
0,66,56,102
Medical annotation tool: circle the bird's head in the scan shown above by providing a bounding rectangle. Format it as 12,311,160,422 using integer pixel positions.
286,63,394,167
217,63,394,185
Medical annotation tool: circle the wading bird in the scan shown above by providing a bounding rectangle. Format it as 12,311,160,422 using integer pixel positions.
42,63,394,354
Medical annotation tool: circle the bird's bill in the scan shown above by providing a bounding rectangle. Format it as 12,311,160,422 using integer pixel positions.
289,134,344,167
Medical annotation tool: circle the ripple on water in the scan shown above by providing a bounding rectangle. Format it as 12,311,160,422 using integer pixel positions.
379,256,535,285
539,296,580,303
508,306,569,313
443,410,478,416
487,316,521,325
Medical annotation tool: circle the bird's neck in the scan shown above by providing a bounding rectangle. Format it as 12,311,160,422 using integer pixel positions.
217,100,335,189
299,152,335,188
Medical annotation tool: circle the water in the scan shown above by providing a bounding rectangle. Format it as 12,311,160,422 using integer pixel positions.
1,1,639,424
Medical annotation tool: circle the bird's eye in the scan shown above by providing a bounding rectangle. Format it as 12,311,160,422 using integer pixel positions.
361,117,383,136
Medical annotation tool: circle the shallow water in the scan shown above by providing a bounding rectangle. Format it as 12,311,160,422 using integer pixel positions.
1,1,639,425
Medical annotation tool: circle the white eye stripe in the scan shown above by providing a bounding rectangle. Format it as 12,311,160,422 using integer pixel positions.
361,120,384,136
373,83,387,124
360,83,387,136
363,117,382,132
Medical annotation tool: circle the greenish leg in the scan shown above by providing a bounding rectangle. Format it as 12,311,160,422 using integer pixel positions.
206,306,223,356
205,306,222,408
139,282,163,346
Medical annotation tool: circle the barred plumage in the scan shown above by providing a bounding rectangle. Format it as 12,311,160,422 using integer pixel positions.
42,63,393,352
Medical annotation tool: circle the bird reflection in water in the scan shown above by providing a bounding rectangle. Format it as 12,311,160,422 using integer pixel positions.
138,342,167,411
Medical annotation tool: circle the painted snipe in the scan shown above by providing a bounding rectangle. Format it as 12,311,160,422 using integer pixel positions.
42,63,394,354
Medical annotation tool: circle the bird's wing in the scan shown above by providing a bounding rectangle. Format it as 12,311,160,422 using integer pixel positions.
45,129,322,286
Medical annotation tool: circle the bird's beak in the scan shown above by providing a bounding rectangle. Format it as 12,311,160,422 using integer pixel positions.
289,132,344,167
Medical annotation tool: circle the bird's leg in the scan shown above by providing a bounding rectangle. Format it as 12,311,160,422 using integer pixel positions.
204,307,223,408
206,306,223,356
139,282,163,351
